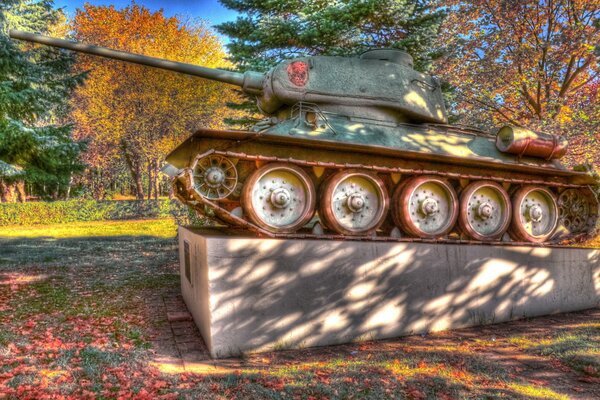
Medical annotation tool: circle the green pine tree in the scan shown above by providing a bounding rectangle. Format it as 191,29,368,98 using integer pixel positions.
0,0,85,202
216,0,445,126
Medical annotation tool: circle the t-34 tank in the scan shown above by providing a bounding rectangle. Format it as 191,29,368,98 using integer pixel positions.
11,30,598,245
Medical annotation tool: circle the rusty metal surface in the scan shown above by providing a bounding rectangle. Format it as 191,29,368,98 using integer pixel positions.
174,169,276,237
496,126,568,160
558,188,596,233
457,181,512,241
210,149,585,189
190,154,238,200
173,149,598,247
319,170,389,236
166,128,595,184
392,175,459,238
241,163,316,233
508,186,559,243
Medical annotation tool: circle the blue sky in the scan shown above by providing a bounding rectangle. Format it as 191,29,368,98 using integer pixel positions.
54,1,238,37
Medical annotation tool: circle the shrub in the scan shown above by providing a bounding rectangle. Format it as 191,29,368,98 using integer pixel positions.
0,199,198,226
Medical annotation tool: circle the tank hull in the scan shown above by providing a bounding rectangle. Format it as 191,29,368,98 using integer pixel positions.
167,126,595,184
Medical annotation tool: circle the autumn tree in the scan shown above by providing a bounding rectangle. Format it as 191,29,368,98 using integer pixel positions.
560,80,600,166
71,4,236,200
435,0,600,165
0,0,85,202
216,0,444,125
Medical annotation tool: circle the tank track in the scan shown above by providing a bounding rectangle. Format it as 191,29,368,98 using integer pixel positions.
173,149,598,247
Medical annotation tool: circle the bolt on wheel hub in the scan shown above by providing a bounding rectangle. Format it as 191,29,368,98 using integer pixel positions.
270,188,291,208
420,198,439,216
477,202,493,220
346,193,366,213
205,167,225,187
529,205,543,222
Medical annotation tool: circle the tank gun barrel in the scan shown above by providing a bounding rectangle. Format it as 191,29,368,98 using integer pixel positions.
8,29,264,94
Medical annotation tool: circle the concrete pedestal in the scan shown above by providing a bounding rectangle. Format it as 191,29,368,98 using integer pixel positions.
178,227,600,358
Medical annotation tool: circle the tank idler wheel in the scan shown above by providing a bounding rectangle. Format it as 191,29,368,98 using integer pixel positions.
191,154,238,200
509,185,558,243
558,188,591,233
392,175,458,238
319,170,389,236
458,181,511,241
242,163,316,233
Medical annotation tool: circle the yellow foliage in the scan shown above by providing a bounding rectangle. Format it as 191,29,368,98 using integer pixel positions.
47,9,69,38
70,3,240,183
505,383,569,400
556,105,573,125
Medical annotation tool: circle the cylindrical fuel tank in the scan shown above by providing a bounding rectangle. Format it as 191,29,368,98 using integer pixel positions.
496,126,567,160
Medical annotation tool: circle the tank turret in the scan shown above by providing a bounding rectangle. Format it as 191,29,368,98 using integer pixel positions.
9,29,446,124
10,29,598,245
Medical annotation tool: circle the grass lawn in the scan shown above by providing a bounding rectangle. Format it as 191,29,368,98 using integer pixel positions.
0,219,598,399
0,218,177,239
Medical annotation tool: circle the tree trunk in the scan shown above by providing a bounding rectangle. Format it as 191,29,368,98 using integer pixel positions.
16,181,26,203
98,170,103,200
121,140,145,200
66,173,73,200
153,161,160,200
0,180,6,202
168,180,175,200
134,167,144,200
0,181,17,203
147,163,153,200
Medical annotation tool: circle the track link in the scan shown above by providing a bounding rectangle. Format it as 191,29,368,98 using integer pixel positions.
173,149,599,247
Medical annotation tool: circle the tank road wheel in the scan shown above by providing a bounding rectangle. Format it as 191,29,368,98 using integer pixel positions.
558,188,591,233
242,163,316,233
509,186,558,243
319,170,389,236
191,154,238,200
392,175,458,238
458,181,511,241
